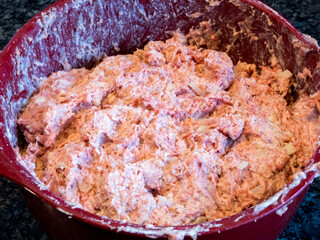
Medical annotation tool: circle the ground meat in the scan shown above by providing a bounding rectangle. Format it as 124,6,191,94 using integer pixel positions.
17,32,320,226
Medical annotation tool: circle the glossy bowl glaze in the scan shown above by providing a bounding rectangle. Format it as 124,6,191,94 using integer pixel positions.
0,0,319,239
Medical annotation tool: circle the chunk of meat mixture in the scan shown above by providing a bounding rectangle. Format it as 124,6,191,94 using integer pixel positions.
17,33,320,226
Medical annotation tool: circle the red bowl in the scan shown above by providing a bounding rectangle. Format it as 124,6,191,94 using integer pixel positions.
0,0,319,239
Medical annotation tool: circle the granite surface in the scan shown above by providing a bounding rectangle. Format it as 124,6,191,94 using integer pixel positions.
0,0,319,239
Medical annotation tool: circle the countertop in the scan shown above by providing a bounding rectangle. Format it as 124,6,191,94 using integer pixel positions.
0,0,319,239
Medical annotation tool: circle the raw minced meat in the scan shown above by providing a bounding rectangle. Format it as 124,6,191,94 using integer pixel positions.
17,32,320,226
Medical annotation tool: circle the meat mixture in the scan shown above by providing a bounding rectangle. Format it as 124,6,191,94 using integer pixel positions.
17,32,320,226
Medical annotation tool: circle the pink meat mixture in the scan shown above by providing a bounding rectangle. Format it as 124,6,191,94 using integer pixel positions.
17,33,320,226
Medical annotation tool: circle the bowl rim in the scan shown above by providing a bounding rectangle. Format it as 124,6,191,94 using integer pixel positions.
0,0,319,238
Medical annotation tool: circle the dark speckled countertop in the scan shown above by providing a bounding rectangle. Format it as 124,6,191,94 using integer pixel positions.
0,0,319,239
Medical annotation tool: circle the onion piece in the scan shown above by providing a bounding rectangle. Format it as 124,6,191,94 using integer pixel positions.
237,161,248,170
278,69,292,80
206,85,220,94
78,182,91,193
251,185,262,194
189,82,206,96
283,142,296,155
197,125,209,132
107,92,117,104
